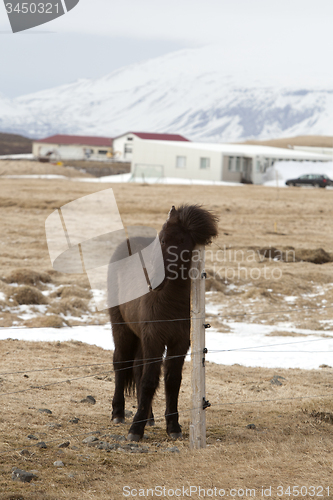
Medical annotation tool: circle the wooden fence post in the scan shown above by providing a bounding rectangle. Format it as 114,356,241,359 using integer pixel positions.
190,244,207,450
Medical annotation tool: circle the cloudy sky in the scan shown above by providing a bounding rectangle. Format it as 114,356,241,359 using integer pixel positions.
0,0,332,97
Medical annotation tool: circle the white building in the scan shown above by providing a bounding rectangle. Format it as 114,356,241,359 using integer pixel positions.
112,132,189,162
33,135,112,161
131,140,330,184
293,145,333,157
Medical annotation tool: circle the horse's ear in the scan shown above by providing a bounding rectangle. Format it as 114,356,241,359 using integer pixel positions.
167,205,176,220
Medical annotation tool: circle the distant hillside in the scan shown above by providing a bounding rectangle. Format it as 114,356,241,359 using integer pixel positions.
0,132,32,155
1,46,333,141
241,135,333,149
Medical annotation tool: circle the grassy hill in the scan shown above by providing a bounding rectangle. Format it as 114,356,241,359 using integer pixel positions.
0,131,32,155
240,135,333,149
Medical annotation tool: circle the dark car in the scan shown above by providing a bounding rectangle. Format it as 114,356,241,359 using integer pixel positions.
285,174,333,188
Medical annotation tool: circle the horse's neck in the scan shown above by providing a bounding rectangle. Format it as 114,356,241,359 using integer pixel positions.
162,276,191,300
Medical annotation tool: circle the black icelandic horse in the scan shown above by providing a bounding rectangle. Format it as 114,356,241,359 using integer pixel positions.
109,205,219,441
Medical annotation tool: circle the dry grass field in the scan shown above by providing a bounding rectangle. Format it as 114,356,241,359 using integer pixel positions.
1,170,333,499
242,135,333,149
1,339,333,500
0,160,92,178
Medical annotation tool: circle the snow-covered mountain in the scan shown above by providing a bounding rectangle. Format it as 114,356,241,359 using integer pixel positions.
1,45,333,141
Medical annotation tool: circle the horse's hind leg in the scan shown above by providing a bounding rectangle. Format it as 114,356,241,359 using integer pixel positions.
127,340,164,441
164,346,187,439
111,308,139,424
133,346,155,426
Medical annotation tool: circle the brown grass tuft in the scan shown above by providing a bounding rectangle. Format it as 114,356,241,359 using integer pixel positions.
266,330,309,337
258,247,333,264
295,248,333,264
23,314,68,328
51,285,91,300
4,268,52,286
49,297,89,316
205,270,227,293
11,286,47,305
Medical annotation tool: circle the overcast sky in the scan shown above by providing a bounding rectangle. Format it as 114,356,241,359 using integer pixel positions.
1,0,332,98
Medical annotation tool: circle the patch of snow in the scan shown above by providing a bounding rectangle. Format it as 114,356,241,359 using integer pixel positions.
0,154,34,160
75,174,241,186
0,324,114,350
205,322,333,369
40,283,59,296
1,320,333,369
284,296,297,303
13,304,48,320
2,175,68,180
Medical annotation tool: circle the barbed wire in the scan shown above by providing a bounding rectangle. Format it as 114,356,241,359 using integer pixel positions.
1,333,333,380
208,335,333,353
0,388,332,457
2,300,333,334
0,351,199,398
2,333,333,398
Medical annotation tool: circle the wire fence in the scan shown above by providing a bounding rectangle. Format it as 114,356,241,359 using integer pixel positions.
0,327,332,436
0,261,333,455
2,301,333,331
0,337,332,455
1,386,332,457
1,332,333,384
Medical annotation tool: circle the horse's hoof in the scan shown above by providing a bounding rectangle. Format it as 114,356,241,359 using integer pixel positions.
169,432,183,440
147,420,155,427
112,417,125,424
127,433,141,442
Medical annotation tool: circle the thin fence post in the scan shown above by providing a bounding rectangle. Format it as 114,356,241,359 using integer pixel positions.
190,244,206,450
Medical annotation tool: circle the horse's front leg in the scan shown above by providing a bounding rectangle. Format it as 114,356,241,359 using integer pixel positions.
127,345,164,441
164,346,187,439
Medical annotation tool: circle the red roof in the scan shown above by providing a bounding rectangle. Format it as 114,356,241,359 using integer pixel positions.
115,132,190,142
35,135,112,147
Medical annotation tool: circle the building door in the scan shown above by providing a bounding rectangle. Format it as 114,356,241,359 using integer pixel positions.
243,158,253,182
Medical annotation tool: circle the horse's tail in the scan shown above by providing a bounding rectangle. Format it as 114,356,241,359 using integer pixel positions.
124,362,135,396
125,342,144,396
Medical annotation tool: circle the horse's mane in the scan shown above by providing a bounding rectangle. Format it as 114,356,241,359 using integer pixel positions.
167,204,219,245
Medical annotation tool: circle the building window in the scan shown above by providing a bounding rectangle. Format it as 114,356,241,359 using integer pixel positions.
98,150,108,155
228,157,234,171
176,156,186,168
200,157,210,169
236,157,241,172
127,137,133,141
124,144,133,154
84,148,94,158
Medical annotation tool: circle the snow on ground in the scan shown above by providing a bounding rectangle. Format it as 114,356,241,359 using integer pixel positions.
3,174,68,180
205,323,333,370
2,173,241,186
1,321,333,370
263,161,333,187
4,161,333,187
75,173,241,186
0,154,34,160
